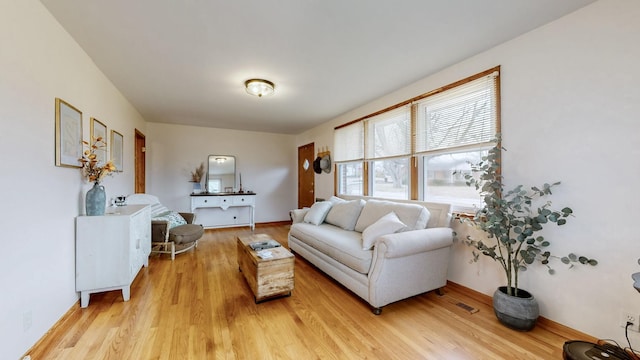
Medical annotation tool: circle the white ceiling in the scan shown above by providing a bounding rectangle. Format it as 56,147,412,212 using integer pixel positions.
40,0,596,134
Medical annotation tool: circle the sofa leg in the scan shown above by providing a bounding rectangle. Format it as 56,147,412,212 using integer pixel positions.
372,307,382,315
436,287,445,296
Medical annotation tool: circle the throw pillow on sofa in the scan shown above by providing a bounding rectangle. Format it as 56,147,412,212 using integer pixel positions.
361,211,406,250
325,199,365,231
354,199,430,232
304,201,333,225
154,211,187,229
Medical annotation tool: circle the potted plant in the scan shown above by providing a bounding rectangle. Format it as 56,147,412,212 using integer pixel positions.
458,138,597,331
190,162,205,194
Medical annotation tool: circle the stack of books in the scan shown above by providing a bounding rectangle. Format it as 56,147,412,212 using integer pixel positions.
249,239,281,251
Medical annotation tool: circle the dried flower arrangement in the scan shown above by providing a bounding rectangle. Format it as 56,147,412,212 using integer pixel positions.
79,137,116,183
191,162,205,183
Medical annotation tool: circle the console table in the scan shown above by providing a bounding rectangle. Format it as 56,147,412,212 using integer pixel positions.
190,193,256,230
75,205,151,308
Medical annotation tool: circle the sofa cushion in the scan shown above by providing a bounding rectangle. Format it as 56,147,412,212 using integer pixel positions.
304,201,333,225
361,211,406,250
168,224,204,244
154,211,187,229
354,199,430,232
325,199,365,231
289,223,372,274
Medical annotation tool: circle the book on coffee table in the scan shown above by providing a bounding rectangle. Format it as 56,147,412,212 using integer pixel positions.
249,239,281,251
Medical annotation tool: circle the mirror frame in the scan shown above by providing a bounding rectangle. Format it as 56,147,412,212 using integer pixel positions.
206,155,236,193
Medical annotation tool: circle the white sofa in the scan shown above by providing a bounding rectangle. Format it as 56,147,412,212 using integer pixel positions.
288,195,453,314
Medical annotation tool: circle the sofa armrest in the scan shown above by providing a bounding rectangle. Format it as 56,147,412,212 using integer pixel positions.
376,227,453,259
368,227,453,308
179,212,195,224
151,220,170,242
290,208,310,224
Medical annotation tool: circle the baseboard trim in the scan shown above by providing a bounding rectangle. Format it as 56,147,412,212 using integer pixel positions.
256,220,291,227
23,302,81,358
446,281,597,342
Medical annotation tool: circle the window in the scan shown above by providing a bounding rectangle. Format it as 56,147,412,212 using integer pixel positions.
421,149,488,209
337,161,364,195
208,178,222,193
371,158,409,199
333,67,500,212
416,71,499,212
366,106,411,199
415,73,498,153
335,122,364,195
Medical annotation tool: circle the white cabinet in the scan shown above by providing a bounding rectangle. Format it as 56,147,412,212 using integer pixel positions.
190,194,256,230
75,204,151,308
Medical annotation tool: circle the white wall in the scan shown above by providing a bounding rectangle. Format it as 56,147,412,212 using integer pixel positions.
297,0,640,343
3,0,639,357
146,123,297,222
0,1,147,358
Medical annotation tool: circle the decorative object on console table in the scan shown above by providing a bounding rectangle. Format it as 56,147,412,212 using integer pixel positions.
238,172,244,193
190,162,205,194
79,137,117,216
458,135,597,331
86,182,106,216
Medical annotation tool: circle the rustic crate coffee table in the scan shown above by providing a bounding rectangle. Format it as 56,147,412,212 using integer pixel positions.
236,234,294,303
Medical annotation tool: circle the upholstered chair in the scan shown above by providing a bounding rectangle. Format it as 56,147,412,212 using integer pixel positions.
126,194,204,260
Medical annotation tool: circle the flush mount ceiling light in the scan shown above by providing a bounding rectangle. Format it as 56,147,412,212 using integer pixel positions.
244,79,275,97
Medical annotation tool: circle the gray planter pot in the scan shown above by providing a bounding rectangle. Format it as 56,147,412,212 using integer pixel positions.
493,286,539,331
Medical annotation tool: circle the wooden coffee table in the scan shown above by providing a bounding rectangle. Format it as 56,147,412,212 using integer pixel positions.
236,234,294,303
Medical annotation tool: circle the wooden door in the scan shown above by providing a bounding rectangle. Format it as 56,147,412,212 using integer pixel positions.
134,129,146,193
297,143,315,209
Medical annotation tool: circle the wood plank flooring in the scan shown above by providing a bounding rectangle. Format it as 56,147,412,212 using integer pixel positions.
26,224,594,359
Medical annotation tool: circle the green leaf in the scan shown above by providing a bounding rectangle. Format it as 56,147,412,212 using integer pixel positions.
561,257,570,264
541,241,550,247
557,219,567,225
568,253,578,261
548,269,556,275
588,259,598,266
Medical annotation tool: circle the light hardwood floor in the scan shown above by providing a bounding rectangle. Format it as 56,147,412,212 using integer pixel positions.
27,224,594,359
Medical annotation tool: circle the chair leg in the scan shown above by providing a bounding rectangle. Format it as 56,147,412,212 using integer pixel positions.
171,242,175,261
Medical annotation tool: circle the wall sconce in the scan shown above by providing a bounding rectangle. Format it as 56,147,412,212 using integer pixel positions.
245,79,275,97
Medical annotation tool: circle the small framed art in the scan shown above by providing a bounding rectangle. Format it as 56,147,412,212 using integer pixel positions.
111,130,123,172
90,117,107,164
55,98,83,168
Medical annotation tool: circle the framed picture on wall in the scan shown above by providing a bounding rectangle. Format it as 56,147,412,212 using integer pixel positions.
55,98,83,168
111,130,123,172
90,117,107,164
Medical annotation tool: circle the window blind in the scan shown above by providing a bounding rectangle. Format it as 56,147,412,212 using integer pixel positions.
334,122,364,162
415,73,498,153
365,106,411,160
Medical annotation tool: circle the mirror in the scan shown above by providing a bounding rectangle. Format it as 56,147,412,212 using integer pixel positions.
206,155,236,193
